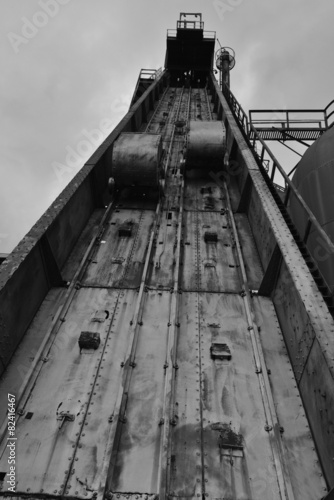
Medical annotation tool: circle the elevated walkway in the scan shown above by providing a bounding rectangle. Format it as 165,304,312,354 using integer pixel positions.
249,100,334,142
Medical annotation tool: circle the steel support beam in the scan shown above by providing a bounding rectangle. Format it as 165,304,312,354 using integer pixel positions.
258,244,282,296
236,173,252,213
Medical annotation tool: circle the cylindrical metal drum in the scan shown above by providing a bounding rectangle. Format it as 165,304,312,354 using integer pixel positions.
186,121,226,169
111,133,162,188
290,125,334,292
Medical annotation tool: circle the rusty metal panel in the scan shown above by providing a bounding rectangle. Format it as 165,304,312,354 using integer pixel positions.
110,290,170,493
181,211,240,292
183,175,226,212
252,296,327,499
62,209,105,282
0,245,50,372
247,177,277,271
273,260,319,382
63,289,137,498
82,209,155,288
227,175,243,213
2,73,334,500
0,287,64,429
234,213,263,290
111,133,162,188
169,292,203,498
186,121,226,169
163,178,182,213
0,288,136,497
46,178,95,269
299,338,334,484
198,292,281,500
147,215,177,289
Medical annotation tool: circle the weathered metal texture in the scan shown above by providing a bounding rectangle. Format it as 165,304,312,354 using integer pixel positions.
290,125,334,293
0,254,7,265
299,339,334,485
246,173,282,274
198,292,280,500
253,296,327,499
1,70,333,500
47,180,96,270
57,288,137,498
165,15,215,81
168,292,204,499
234,213,263,290
82,209,155,288
147,214,177,289
183,173,226,211
181,210,240,293
62,209,105,282
0,288,136,496
186,120,226,169
0,70,169,379
109,290,170,493
0,287,64,429
273,259,334,482
207,73,334,488
271,262,317,382
111,133,162,188
0,244,49,372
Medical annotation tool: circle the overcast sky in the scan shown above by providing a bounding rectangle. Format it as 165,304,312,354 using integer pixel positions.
1,0,333,253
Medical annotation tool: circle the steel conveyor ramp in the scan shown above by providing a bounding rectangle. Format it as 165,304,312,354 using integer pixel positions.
0,12,334,500
0,84,331,500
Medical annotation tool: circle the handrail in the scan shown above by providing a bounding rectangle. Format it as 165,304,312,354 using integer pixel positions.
250,123,334,257
221,82,249,136
177,20,204,30
251,119,324,125
167,28,215,39
325,99,334,128
139,68,163,80
250,100,334,130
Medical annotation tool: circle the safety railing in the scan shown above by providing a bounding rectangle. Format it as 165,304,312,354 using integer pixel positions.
221,82,249,136
250,99,334,131
139,68,163,80
250,124,334,257
325,99,334,128
167,29,215,39
177,20,204,30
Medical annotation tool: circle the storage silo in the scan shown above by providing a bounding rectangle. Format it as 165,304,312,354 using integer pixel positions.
290,125,334,293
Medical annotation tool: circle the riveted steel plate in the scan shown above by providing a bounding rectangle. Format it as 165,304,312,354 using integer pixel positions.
82,209,155,288
0,289,135,496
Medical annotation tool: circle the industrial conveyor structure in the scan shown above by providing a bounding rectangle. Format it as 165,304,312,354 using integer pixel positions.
0,12,334,500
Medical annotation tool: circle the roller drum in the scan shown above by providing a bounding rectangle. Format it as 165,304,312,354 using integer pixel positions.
186,121,226,169
111,133,162,188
